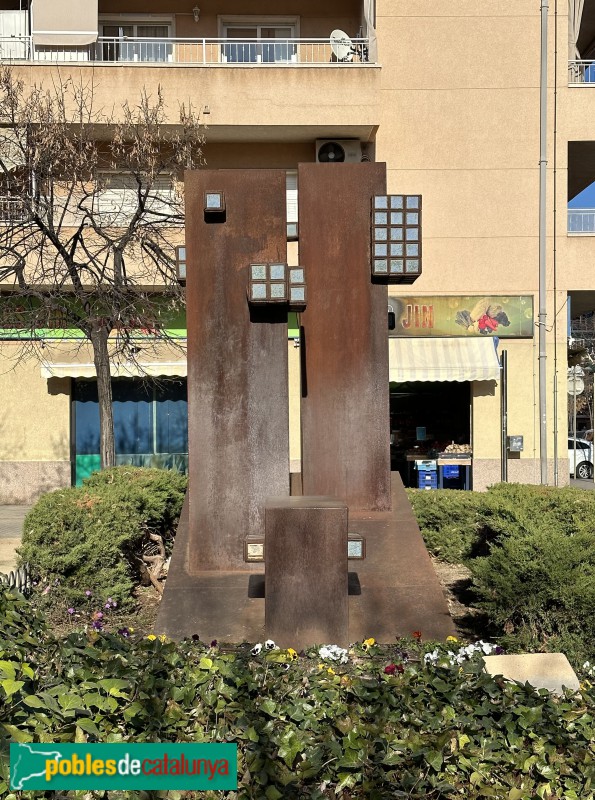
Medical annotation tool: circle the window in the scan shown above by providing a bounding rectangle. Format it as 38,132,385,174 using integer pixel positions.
95,172,176,225
220,17,298,63
100,20,172,62
74,378,188,483
176,245,187,283
286,170,298,240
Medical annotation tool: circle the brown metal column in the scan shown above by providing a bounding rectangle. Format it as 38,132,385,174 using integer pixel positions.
299,163,390,511
185,169,289,571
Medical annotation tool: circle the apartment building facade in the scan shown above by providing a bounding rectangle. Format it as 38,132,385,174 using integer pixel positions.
0,0,590,501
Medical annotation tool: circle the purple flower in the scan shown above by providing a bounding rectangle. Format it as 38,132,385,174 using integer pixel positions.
105,603,111,609
111,601,117,608
191,634,200,641
210,639,218,648
67,607,75,615
92,620,103,630
118,627,130,638
495,645,505,655
85,590,92,597
384,663,397,675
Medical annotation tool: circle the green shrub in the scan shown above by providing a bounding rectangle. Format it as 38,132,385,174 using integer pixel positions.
17,467,187,610
406,488,484,562
409,483,595,662
470,524,595,664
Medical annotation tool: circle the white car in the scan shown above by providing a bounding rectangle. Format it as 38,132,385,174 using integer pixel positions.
568,438,594,479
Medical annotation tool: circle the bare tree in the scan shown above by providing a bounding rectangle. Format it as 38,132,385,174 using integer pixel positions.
0,66,203,467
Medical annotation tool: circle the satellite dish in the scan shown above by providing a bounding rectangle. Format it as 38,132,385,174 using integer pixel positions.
330,29,355,62
317,141,346,162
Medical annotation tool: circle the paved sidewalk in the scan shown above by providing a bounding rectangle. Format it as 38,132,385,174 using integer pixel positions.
0,506,30,575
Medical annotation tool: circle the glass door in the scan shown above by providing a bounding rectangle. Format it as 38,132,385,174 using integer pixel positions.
101,23,171,62
222,22,296,63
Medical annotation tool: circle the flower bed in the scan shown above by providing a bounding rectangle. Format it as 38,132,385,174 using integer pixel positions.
1,588,595,800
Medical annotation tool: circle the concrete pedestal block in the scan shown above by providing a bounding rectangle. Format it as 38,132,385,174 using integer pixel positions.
265,497,348,650
483,653,579,695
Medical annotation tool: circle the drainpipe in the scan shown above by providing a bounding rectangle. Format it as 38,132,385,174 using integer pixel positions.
539,0,549,483
501,350,508,482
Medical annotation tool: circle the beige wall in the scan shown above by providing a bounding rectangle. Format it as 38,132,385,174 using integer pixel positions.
0,345,71,502
374,0,573,484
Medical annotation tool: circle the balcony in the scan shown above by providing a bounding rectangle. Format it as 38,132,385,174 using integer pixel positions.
568,208,595,234
568,60,595,84
0,36,374,67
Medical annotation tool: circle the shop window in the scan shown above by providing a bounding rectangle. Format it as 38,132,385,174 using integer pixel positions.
73,378,188,484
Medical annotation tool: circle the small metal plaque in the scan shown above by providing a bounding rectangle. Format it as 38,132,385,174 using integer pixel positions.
347,535,366,560
244,540,265,562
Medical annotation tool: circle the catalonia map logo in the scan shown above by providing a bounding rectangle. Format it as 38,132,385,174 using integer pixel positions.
10,743,238,791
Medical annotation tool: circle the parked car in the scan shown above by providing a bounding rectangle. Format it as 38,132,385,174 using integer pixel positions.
568,438,594,479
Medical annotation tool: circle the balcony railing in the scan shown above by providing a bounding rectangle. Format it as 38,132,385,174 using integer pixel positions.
0,196,27,223
568,60,595,84
0,36,373,66
568,209,595,234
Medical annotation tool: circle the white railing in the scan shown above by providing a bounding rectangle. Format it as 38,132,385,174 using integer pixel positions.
568,208,595,234
0,196,27,223
568,60,595,83
0,36,372,66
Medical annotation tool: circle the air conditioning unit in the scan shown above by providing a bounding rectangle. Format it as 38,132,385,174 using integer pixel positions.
315,139,362,163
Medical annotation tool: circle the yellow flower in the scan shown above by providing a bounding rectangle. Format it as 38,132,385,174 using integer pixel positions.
159,634,168,643
446,636,458,643
128,627,135,633
362,637,376,651
340,675,351,686
317,663,325,670
287,648,298,660
327,667,335,675
146,634,157,641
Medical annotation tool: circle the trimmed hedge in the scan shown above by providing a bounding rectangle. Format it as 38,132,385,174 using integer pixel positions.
1,586,595,800
17,466,187,610
408,483,595,664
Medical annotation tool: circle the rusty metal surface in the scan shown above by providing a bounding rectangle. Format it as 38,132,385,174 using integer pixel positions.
264,496,348,649
298,163,391,510
156,475,456,643
184,169,289,571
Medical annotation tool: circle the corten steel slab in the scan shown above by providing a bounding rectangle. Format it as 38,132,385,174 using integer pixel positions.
264,497,348,649
298,163,391,511
157,476,455,643
185,170,289,571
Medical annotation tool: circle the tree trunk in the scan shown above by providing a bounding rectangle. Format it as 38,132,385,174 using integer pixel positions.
90,325,116,469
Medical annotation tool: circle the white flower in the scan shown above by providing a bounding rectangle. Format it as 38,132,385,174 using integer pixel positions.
318,644,348,663
424,649,439,665
251,643,263,656
264,639,278,650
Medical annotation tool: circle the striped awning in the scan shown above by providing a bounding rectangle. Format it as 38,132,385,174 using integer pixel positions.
389,337,500,382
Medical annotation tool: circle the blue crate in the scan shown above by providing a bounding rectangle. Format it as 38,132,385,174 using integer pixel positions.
418,474,438,489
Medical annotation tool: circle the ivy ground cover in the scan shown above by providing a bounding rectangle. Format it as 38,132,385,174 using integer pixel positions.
2,588,595,799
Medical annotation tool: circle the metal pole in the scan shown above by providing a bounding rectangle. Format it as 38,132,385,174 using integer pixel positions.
539,0,549,484
573,370,577,477
501,350,508,482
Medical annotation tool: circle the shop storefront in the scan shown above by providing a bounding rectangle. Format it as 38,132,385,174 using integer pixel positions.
388,295,534,490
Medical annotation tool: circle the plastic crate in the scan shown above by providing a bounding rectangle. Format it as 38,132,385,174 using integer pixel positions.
418,474,438,489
